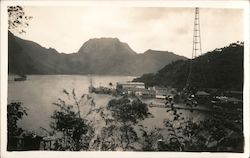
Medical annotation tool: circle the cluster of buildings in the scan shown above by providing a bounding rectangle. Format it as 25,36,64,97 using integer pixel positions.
89,81,177,99
89,81,243,113
185,89,243,112
116,81,176,99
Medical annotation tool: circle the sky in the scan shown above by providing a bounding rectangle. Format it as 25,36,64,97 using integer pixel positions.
12,6,244,58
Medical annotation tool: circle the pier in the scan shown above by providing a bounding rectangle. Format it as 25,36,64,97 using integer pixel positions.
148,102,241,115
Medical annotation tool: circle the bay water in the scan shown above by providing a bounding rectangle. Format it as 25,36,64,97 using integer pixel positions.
8,75,206,136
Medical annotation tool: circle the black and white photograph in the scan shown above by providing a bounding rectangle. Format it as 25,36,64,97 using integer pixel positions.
1,0,249,158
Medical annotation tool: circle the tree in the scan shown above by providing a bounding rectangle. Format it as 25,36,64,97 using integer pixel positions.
139,127,163,151
7,102,27,137
158,105,244,152
98,97,151,150
50,89,101,151
7,102,28,150
8,6,32,34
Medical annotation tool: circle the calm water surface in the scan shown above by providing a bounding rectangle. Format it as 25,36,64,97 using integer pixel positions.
8,75,135,133
8,75,207,135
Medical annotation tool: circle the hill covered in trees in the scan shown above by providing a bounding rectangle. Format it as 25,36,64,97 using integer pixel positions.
134,43,244,91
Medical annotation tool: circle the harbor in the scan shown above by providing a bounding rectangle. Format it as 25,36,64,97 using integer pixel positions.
5,4,245,153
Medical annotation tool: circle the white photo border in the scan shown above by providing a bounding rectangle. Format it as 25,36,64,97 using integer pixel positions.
1,1,249,158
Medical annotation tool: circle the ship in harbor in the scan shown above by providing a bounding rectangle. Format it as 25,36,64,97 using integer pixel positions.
14,74,27,81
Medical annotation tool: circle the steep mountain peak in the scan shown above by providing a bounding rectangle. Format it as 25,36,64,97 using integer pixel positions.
78,37,136,55
82,37,121,46
89,37,120,42
9,33,188,75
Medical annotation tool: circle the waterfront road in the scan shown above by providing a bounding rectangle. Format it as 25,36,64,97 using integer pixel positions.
148,102,242,115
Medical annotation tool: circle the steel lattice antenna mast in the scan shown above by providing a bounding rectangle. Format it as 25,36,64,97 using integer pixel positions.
192,7,202,58
186,7,202,87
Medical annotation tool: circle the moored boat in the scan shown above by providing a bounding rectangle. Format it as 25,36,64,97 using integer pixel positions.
14,75,27,81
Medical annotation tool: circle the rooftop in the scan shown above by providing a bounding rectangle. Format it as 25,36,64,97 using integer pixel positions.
117,82,145,85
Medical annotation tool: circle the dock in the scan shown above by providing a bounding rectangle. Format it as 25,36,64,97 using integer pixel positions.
148,102,241,115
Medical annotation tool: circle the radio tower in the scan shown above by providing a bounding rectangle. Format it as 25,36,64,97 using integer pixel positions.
186,7,202,87
192,7,202,58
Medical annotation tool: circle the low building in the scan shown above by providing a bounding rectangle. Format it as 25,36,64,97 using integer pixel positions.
213,96,243,111
226,97,243,107
154,86,169,99
225,90,243,100
116,81,145,95
117,82,145,90
215,48,223,52
196,91,210,96
195,91,210,105
135,88,156,98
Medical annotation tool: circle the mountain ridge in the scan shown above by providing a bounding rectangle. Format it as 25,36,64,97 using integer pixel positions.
8,31,187,75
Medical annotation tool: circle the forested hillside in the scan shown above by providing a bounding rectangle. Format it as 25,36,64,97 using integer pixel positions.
134,43,244,91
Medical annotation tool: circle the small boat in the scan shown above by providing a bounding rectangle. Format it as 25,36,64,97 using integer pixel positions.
14,74,27,81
